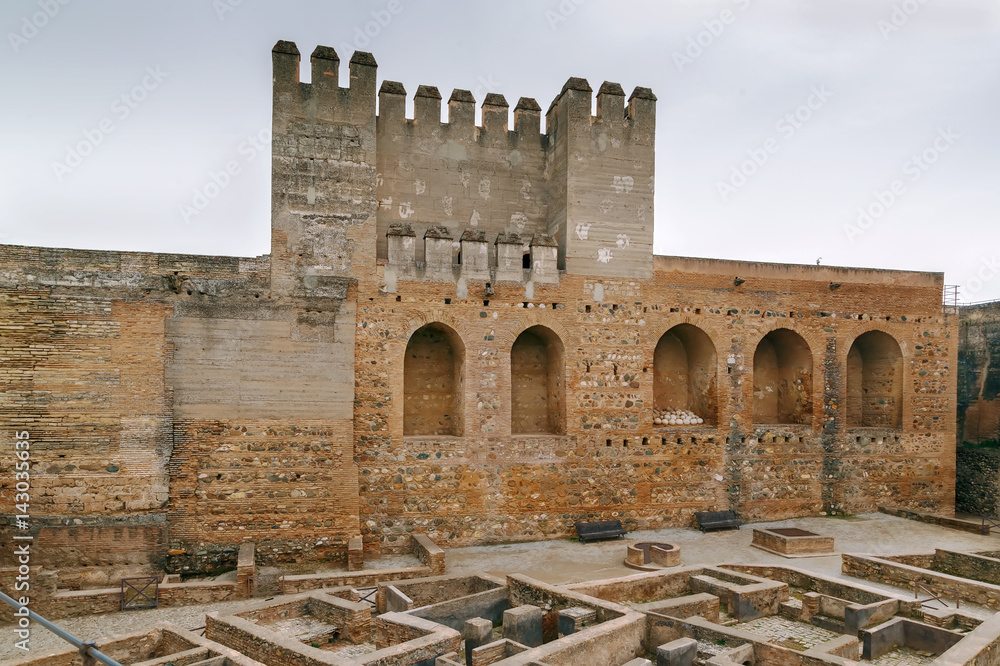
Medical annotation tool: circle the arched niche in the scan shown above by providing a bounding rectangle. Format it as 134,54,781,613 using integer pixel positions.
511,325,565,434
404,323,465,436
847,330,903,428
653,324,718,424
753,329,813,425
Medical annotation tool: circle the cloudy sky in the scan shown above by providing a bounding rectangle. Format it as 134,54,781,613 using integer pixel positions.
1,0,998,301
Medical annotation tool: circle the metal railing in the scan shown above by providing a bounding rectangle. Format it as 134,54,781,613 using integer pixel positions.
0,591,122,666
913,581,960,609
121,576,159,611
981,515,1000,535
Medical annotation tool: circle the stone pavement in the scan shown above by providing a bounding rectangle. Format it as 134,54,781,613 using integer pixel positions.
734,615,839,651
868,646,938,666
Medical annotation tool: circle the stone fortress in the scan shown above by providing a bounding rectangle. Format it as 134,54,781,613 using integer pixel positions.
0,41,957,579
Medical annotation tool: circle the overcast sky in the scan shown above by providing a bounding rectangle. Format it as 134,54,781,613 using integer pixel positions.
1,0,997,301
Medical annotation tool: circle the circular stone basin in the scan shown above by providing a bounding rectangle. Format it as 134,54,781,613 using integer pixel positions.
624,542,681,570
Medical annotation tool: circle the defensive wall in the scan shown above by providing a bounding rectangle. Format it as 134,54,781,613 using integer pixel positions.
0,42,957,572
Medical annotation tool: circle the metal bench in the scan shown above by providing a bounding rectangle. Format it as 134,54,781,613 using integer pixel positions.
695,510,742,532
575,519,626,543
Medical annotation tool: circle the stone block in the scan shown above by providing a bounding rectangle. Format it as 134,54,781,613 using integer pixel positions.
348,535,364,571
463,617,495,666
656,637,697,666
503,604,544,648
385,584,413,613
557,606,596,636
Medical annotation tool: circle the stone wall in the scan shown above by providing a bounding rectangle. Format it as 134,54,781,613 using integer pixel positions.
956,446,1000,516
959,301,1000,444
0,42,959,572
356,258,955,552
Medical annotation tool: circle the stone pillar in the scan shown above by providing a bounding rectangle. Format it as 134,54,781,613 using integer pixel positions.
801,592,821,622
502,605,544,648
557,607,597,636
348,535,364,572
463,617,494,666
236,542,255,598
656,637,698,666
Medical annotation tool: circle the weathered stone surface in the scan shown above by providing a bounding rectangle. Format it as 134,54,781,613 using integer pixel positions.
0,42,958,573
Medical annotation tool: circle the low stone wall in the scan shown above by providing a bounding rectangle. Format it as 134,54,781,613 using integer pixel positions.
650,613,861,666
935,610,1000,665
721,564,903,607
861,617,963,661
9,622,262,666
843,553,1000,610
0,577,244,622
687,569,787,622
408,586,511,631
370,612,461,663
411,533,446,576
563,566,700,604
281,565,433,594
375,573,503,613
934,549,1000,585
879,506,986,535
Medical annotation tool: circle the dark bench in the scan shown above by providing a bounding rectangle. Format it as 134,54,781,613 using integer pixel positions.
695,511,742,532
575,519,626,543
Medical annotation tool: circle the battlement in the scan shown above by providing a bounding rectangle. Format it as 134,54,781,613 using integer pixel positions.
271,41,378,124
384,225,558,289
271,42,658,290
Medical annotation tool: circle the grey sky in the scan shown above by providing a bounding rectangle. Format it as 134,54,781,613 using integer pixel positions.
1,0,997,301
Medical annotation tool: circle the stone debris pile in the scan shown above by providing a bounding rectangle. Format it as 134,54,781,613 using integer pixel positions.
653,409,704,426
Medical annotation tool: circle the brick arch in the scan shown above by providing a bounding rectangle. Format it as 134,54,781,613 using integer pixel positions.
750,326,816,426
492,311,572,351
841,321,911,360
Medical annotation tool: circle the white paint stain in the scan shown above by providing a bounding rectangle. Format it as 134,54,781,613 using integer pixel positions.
613,176,635,194
521,178,532,200
379,197,393,211
597,247,614,263
478,178,491,200
616,234,630,249
398,202,414,219
460,171,471,188
415,180,427,195
575,222,591,240
600,199,614,214
376,172,384,187
637,205,647,221
510,212,527,230
470,210,481,227
648,176,655,194
443,196,454,216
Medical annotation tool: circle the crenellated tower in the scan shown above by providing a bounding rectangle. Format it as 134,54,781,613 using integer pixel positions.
545,79,657,278
270,41,657,293
270,42,379,297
